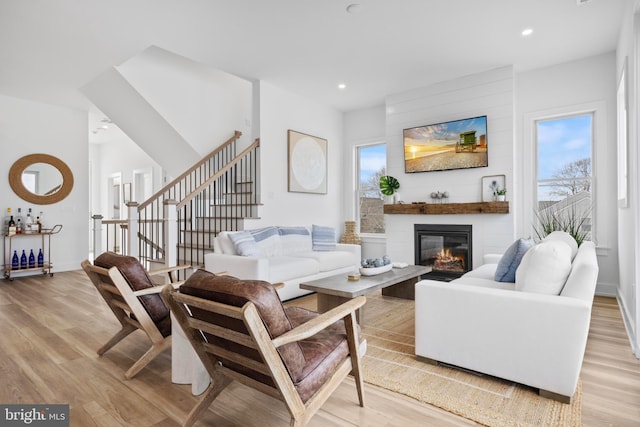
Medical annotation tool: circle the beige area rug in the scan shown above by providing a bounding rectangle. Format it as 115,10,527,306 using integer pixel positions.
360,294,581,427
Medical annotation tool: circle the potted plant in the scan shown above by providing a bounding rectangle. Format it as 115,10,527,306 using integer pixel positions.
380,175,400,204
495,188,507,201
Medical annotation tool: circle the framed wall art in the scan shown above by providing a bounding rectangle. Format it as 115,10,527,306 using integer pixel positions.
481,174,506,202
288,130,328,194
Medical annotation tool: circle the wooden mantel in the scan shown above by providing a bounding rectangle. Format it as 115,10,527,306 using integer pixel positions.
384,201,509,215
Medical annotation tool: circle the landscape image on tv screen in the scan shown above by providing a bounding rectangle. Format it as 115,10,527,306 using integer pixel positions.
404,115,488,173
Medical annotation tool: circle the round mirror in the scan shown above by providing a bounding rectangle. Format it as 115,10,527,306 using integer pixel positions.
9,154,74,205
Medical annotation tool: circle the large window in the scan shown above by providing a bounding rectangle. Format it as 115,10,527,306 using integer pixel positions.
535,114,593,241
357,143,386,234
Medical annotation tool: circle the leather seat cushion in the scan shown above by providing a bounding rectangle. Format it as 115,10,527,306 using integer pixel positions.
94,252,170,333
285,306,351,403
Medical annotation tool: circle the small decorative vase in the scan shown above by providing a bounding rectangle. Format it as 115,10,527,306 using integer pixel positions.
497,195,506,202
340,221,361,245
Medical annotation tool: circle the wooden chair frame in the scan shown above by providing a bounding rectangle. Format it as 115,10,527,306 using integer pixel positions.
81,259,191,379
162,285,367,427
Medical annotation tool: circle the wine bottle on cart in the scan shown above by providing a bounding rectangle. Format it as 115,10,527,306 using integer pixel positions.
20,250,27,269
11,250,19,270
37,249,44,268
28,250,35,268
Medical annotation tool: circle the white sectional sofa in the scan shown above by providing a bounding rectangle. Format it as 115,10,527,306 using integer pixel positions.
204,225,360,301
415,232,599,403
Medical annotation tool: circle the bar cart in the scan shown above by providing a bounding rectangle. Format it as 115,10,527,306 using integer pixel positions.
3,224,62,280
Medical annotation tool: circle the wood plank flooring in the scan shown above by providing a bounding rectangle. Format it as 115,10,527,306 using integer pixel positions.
0,270,638,426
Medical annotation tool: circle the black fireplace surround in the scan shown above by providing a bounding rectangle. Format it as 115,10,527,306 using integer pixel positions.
414,224,472,282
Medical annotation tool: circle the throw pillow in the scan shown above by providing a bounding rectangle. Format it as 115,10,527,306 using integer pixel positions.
543,230,579,260
249,226,282,257
312,224,337,251
278,226,312,254
515,240,572,295
228,231,260,257
494,238,534,282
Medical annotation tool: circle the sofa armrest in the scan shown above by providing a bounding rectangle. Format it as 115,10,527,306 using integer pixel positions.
483,253,502,264
203,253,270,281
415,279,592,397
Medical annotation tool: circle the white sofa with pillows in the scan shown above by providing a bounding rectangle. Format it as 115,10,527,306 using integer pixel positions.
415,231,599,402
203,225,361,301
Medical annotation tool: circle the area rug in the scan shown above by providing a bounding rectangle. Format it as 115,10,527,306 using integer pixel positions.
360,294,581,427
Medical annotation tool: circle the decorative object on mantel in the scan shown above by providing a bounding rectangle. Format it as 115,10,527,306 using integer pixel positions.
384,201,509,215
482,174,507,202
380,175,400,203
429,191,449,203
340,220,361,245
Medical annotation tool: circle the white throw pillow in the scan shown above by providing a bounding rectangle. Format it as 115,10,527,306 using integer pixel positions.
543,231,578,260
515,240,572,295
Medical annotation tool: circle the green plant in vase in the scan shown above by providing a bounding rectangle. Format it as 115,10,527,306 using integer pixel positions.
380,175,400,203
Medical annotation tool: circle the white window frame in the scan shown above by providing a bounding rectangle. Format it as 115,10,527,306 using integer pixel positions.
522,101,604,246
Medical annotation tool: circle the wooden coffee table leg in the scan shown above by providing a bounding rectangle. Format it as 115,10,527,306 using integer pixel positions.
381,277,418,300
316,293,363,323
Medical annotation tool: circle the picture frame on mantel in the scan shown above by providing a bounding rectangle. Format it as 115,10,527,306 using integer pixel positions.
288,130,328,194
481,174,506,202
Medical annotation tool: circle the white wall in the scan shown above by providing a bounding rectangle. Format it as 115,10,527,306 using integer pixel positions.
0,94,88,273
252,81,346,231
616,1,639,356
117,46,254,155
516,52,619,296
384,66,516,268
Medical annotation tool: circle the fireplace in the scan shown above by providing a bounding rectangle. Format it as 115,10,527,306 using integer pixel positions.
414,224,472,282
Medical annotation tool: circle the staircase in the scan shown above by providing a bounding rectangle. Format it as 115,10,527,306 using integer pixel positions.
136,131,260,272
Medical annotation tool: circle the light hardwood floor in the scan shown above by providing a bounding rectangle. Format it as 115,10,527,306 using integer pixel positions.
0,270,638,426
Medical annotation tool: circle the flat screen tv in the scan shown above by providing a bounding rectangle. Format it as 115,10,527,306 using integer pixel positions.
404,115,488,173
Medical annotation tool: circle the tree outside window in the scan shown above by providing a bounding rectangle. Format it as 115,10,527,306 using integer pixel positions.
357,144,386,234
536,114,593,243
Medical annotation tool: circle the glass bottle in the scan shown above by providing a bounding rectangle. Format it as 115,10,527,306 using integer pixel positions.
11,250,19,270
20,250,27,269
37,249,44,268
15,208,24,234
28,250,35,268
4,208,11,233
25,208,34,232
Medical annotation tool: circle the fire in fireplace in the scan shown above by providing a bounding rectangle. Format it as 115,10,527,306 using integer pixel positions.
415,224,472,281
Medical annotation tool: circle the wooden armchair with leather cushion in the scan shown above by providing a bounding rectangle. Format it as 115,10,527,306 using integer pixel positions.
162,269,366,427
81,252,190,379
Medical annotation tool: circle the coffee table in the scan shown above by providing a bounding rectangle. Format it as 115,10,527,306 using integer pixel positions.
299,265,430,323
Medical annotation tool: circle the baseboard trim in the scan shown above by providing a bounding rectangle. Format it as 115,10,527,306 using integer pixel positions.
616,288,640,359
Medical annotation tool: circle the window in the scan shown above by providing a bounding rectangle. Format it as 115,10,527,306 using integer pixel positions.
535,114,593,241
357,143,386,234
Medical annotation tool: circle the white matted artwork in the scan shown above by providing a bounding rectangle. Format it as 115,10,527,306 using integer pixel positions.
481,174,506,202
288,130,328,194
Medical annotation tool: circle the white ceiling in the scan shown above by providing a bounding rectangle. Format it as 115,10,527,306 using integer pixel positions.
0,0,631,118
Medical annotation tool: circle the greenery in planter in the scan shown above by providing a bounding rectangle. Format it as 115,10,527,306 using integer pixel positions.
533,204,591,246
496,188,507,196
379,175,400,196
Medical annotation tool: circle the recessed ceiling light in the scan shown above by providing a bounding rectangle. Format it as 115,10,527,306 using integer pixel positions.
522,28,533,37
338,83,347,90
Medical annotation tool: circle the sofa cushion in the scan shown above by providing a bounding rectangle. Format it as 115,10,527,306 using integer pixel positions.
179,269,306,383
250,226,282,257
228,231,261,257
312,224,337,251
268,256,320,283
515,240,572,295
292,250,356,272
460,263,500,281
494,238,534,282
278,226,312,255
544,231,578,260
453,276,516,291
94,252,171,337
215,231,239,255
